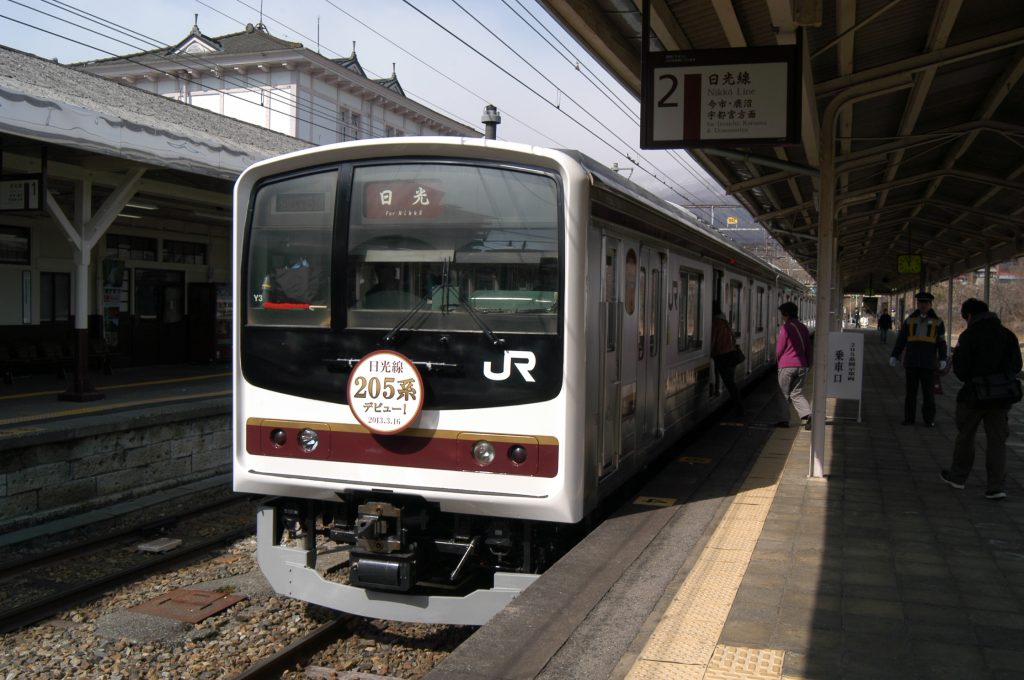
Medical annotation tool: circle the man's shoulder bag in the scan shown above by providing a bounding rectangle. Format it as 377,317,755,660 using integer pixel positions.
968,372,1023,404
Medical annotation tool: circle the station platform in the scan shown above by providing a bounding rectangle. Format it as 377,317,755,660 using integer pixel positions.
611,329,1023,680
0,363,230,450
0,364,232,534
431,329,1023,680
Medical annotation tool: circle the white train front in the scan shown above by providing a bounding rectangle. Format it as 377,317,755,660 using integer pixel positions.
233,137,810,625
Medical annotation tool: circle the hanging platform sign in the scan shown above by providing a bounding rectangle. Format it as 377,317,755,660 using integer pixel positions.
0,174,43,211
641,45,801,149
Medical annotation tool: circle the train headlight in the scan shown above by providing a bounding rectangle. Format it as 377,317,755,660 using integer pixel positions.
471,440,496,466
298,428,320,453
270,429,287,447
508,445,528,465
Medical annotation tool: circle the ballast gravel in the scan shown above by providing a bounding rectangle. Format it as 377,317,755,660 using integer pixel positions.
0,534,473,679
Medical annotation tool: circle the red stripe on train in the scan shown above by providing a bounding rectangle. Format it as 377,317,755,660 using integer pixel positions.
246,422,558,477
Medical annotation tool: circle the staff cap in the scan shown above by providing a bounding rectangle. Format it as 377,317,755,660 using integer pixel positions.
915,291,934,302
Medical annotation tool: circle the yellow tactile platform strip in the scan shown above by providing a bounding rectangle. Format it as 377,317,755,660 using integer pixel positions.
624,427,798,680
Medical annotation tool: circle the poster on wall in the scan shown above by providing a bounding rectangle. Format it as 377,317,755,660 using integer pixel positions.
22,270,31,324
215,283,232,361
102,259,128,346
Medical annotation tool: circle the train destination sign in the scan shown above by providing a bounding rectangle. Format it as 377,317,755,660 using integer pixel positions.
641,45,800,149
348,350,425,435
364,181,444,219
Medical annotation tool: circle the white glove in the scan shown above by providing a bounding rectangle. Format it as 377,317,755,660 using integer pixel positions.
889,357,898,368
939,360,947,371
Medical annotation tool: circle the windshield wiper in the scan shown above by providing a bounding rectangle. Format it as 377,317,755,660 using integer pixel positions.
380,260,505,348
380,289,434,345
441,259,505,348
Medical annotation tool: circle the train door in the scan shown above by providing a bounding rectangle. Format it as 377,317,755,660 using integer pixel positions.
598,236,622,475
710,268,724,397
727,277,746,375
636,246,665,446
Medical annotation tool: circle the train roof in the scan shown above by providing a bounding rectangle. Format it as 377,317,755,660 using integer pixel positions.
559,148,807,291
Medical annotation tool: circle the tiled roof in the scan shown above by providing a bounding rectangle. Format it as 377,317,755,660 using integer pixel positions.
75,24,302,67
208,27,302,54
332,54,365,77
373,75,404,96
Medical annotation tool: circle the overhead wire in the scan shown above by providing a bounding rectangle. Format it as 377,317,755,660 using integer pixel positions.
14,0,481,142
320,0,563,148
502,0,637,124
400,0,707,209
449,1,646,164
225,0,481,135
6,0,736,229
459,1,726,220
505,0,726,202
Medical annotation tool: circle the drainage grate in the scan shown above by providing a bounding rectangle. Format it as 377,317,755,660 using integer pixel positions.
129,589,247,623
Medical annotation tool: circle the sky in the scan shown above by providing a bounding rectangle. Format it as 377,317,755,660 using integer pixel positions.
0,0,767,241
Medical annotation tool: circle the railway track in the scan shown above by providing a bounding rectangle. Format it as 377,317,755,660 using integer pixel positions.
0,495,258,632
230,617,354,679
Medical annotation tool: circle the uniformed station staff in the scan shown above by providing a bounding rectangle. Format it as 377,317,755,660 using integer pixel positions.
889,291,948,427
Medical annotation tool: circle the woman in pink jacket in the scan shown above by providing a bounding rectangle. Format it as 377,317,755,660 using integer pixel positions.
776,302,813,429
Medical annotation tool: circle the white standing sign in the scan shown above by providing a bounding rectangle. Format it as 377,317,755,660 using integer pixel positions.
348,350,424,435
826,332,864,421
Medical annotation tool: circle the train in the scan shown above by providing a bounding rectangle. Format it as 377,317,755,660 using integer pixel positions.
232,137,811,625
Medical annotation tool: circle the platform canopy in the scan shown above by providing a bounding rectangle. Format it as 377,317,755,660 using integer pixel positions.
538,0,1024,294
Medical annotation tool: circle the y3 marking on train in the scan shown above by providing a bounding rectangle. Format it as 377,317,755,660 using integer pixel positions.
483,350,537,383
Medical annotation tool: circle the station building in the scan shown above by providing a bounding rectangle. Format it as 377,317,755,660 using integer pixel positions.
75,19,475,144
0,24,477,392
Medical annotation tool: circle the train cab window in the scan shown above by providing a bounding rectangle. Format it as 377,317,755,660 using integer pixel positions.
346,163,560,335
245,170,337,327
678,268,703,351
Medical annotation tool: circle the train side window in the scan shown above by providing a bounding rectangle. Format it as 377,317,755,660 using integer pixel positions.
604,246,617,352
678,268,703,351
245,170,337,327
624,249,637,316
728,280,742,337
756,286,765,331
637,266,646,358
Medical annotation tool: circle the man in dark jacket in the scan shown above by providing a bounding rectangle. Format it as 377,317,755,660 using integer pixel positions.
940,298,1022,499
877,309,894,344
890,291,948,426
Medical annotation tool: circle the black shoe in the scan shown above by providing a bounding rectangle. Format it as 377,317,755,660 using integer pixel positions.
940,470,965,489
802,417,812,431
925,421,936,428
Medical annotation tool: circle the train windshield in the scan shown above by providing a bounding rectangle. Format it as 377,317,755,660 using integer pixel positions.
246,169,337,328
347,163,560,335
